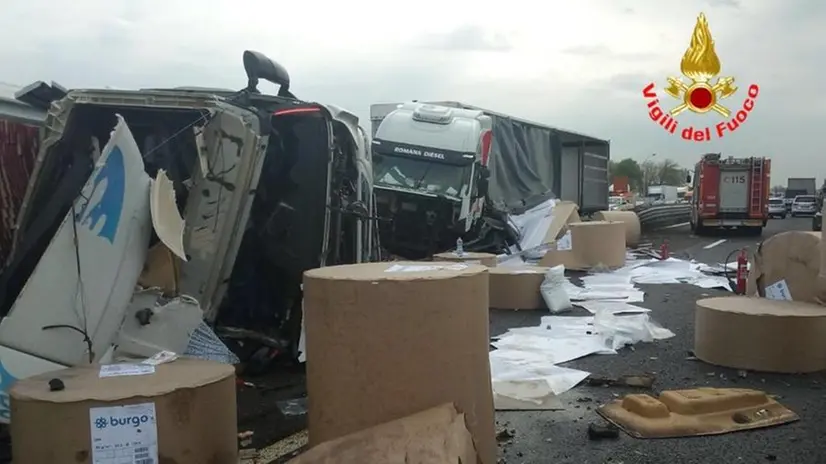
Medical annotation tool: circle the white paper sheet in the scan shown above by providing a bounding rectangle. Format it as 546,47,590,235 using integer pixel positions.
575,301,651,315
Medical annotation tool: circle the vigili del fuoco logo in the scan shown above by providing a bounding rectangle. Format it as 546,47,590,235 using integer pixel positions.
642,13,759,142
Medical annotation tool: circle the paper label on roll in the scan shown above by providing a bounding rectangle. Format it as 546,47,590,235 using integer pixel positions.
764,279,793,301
385,264,469,273
99,364,155,378
90,402,158,464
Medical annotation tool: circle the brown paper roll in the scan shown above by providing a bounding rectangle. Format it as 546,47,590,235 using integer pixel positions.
746,231,821,303
11,359,237,464
303,262,496,464
694,296,826,373
592,211,642,248
433,251,497,267
489,266,548,310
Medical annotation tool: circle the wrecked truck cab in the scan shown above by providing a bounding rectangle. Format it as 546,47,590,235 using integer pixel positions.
372,102,492,259
0,52,374,375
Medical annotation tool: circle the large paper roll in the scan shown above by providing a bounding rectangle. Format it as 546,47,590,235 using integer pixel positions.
303,262,496,464
593,210,641,248
11,359,237,464
694,296,826,373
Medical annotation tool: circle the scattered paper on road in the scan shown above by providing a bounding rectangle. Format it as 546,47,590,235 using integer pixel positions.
490,312,673,410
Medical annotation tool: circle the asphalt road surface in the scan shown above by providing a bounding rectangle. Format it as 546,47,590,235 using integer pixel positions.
493,216,824,464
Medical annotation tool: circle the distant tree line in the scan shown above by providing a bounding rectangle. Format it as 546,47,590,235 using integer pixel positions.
608,157,686,192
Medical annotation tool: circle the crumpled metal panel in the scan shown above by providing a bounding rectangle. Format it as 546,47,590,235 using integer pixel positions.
0,120,39,265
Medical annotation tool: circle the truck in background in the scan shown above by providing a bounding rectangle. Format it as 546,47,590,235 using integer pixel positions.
369,101,609,258
688,153,770,236
370,102,609,214
785,177,816,210
645,185,679,205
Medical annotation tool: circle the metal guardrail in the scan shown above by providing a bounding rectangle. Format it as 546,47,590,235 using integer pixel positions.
634,204,691,231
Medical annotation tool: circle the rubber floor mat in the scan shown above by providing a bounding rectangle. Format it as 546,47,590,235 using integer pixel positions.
597,387,798,438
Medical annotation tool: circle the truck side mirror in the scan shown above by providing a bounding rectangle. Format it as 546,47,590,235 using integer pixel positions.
243,50,292,97
686,174,692,184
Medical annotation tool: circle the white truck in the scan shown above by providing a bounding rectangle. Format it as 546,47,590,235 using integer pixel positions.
645,185,679,205
370,101,610,258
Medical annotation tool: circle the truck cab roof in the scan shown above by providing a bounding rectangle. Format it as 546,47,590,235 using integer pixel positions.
374,102,491,153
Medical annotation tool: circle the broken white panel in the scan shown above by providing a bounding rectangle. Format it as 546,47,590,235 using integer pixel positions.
149,169,187,261
114,290,203,359
178,109,264,323
0,116,152,366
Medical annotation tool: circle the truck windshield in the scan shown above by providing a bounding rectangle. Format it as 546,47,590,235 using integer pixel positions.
373,154,471,198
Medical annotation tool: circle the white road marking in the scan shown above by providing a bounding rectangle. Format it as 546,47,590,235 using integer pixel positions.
661,222,690,230
703,239,727,250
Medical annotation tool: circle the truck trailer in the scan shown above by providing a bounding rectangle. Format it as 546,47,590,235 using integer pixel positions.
785,177,816,209
370,101,610,215
369,101,609,258
688,153,770,235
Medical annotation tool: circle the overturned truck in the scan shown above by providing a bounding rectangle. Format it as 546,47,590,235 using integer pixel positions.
0,51,376,419
369,101,609,259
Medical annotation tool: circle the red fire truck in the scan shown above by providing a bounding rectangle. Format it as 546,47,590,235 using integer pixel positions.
688,153,770,236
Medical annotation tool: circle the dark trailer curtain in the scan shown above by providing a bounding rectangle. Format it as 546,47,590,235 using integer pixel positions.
487,116,562,215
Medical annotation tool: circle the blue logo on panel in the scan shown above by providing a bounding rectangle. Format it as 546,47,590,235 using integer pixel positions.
0,361,19,422
75,145,126,244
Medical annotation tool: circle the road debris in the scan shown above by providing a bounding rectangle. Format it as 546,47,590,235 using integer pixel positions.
586,374,655,389
588,422,620,440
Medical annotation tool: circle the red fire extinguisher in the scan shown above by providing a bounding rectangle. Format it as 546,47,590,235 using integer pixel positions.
735,249,748,294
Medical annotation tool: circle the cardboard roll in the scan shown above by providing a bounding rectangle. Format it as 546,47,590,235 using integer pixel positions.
694,296,826,373
10,358,237,464
592,211,641,248
489,266,548,310
540,221,626,270
433,251,497,267
302,262,496,464
746,230,826,304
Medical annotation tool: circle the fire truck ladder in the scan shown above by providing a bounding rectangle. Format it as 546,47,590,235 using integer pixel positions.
749,157,764,215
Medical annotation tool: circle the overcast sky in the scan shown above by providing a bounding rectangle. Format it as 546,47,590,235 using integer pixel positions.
0,0,821,184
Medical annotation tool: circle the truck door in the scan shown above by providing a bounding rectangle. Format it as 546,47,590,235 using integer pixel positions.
718,169,749,214
179,107,264,323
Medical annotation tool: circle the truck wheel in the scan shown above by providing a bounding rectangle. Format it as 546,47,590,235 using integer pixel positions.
746,226,763,236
